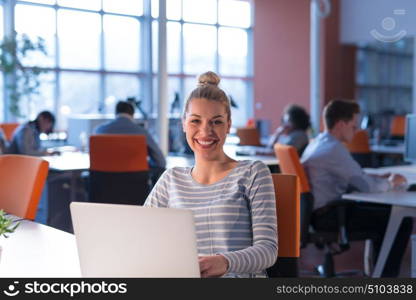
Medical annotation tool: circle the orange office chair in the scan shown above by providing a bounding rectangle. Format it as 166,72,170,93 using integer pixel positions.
273,144,312,245
346,130,370,154
89,134,150,205
0,122,20,141
274,143,372,277
236,127,262,146
0,155,49,220
266,174,300,277
346,130,373,167
390,115,405,139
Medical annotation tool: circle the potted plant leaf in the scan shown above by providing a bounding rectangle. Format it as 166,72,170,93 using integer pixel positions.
0,33,49,117
0,209,20,262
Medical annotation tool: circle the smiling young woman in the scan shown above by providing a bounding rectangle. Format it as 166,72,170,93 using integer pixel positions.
144,71,277,278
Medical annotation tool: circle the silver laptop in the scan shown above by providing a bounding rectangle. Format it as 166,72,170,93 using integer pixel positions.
70,202,200,278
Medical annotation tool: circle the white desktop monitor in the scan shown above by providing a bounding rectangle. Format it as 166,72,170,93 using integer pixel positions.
405,114,416,163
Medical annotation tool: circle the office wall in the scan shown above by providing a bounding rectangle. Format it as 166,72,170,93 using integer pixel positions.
341,0,416,44
253,0,356,132
340,0,416,114
323,0,356,104
253,0,311,132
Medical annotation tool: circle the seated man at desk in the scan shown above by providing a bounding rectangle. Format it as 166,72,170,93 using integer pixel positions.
93,101,166,175
7,111,56,156
301,99,413,277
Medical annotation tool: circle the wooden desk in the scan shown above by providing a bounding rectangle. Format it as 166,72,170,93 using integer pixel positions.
342,191,416,278
0,219,80,277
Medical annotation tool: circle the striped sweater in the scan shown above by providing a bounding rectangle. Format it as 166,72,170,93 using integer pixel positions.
144,160,278,277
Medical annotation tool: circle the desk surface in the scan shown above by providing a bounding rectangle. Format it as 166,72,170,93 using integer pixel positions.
43,151,90,172
0,219,80,277
342,190,416,278
364,164,416,184
370,144,405,155
43,148,278,172
342,191,416,208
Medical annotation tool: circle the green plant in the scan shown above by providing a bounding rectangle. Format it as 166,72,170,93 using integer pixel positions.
0,33,48,117
0,209,20,238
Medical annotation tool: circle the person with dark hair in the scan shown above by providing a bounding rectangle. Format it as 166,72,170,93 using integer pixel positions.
7,111,56,156
145,71,277,278
267,104,310,155
93,100,166,169
301,99,412,277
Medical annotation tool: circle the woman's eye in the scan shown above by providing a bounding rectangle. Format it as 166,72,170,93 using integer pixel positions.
190,119,200,123
213,120,223,125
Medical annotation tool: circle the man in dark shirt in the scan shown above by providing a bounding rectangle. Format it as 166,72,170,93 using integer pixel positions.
94,101,166,182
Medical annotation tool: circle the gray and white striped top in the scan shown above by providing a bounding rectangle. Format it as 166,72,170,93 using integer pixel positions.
144,160,278,277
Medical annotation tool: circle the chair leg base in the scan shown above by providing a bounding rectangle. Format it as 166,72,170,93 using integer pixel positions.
315,253,336,277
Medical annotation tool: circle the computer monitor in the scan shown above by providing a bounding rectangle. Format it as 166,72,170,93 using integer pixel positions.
404,114,416,163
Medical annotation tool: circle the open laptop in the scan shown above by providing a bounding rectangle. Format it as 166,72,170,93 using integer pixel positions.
70,202,200,278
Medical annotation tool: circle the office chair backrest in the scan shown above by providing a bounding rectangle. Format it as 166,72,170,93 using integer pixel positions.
274,143,314,248
89,134,150,205
236,127,262,146
390,115,405,137
0,155,49,220
267,174,300,277
90,134,149,172
346,130,370,154
273,174,300,257
274,146,362,277
0,122,20,141
274,143,310,193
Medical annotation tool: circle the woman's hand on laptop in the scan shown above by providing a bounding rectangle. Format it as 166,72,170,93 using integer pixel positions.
199,255,229,278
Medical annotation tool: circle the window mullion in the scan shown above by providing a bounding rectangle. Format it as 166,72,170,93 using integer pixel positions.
143,0,153,116
99,9,105,113
54,5,61,127
3,0,16,121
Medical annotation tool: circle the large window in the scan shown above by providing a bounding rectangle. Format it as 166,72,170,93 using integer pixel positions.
152,0,252,126
14,0,145,128
4,0,252,128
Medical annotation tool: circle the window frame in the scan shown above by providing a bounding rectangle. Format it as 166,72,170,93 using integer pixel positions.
2,0,253,128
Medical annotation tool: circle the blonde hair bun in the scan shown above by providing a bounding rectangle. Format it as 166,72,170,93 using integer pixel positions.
197,71,220,87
